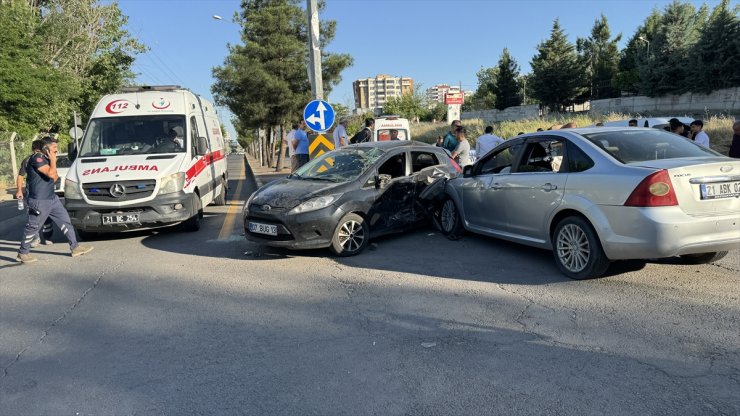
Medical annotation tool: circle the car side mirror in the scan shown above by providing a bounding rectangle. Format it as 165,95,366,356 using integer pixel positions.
375,174,391,189
67,143,78,162
196,136,209,156
462,165,473,177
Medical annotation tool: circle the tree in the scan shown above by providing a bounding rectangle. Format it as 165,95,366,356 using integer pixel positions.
529,19,588,112
0,2,77,136
577,14,621,100
691,0,740,93
465,66,498,111
493,48,521,110
382,85,429,121
640,1,705,96
212,0,352,133
613,10,662,95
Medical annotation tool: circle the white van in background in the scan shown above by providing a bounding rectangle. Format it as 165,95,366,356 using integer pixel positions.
374,115,411,141
64,85,228,233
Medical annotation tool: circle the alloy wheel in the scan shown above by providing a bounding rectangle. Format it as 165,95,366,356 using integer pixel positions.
440,200,457,233
556,223,590,273
338,220,365,253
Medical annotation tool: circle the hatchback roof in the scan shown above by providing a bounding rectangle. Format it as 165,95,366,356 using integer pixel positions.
351,140,433,149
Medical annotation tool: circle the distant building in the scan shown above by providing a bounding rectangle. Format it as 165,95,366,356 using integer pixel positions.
425,84,474,108
353,75,414,115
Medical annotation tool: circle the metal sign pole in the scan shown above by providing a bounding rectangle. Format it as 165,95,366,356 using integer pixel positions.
307,0,323,101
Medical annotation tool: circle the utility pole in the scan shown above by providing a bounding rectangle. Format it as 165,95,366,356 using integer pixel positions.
306,0,323,100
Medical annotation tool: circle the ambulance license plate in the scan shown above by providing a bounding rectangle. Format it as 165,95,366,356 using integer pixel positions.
102,214,140,224
249,222,277,236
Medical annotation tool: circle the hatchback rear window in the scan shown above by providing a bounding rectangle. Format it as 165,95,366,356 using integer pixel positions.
582,130,719,163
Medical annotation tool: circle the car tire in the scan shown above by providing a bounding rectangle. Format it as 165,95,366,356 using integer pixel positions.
437,198,464,240
553,216,611,280
330,213,369,257
680,251,728,264
214,179,227,206
183,195,202,232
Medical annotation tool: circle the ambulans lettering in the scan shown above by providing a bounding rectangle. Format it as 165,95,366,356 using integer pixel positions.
82,165,159,176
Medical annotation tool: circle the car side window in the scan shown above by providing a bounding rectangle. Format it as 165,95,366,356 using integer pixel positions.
411,151,439,173
567,143,595,172
477,142,520,175
189,116,199,156
517,139,565,173
378,152,407,179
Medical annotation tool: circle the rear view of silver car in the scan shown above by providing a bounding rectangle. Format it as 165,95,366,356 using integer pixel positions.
439,127,740,279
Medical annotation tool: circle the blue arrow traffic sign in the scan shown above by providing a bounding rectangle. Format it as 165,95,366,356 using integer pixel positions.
303,100,335,133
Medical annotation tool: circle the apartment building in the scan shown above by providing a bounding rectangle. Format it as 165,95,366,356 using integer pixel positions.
353,75,414,114
425,84,474,107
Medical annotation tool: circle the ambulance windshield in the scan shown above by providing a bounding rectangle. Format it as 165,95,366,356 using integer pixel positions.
79,115,188,157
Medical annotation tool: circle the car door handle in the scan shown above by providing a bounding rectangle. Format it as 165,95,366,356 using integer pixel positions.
541,183,557,191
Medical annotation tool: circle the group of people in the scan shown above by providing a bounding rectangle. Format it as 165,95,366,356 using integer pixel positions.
14,136,93,263
287,117,378,172
436,120,503,167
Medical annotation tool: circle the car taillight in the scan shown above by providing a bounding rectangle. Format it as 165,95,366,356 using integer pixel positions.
450,158,462,173
624,169,678,207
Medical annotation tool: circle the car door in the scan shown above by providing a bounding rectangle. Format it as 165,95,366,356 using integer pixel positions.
461,139,525,233
499,137,569,242
366,150,415,234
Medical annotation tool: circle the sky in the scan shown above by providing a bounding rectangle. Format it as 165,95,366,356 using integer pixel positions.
117,0,728,139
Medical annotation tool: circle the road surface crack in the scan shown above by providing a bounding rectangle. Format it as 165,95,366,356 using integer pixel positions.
2,259,125,378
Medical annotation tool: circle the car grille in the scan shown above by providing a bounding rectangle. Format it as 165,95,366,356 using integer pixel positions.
83,180,156,202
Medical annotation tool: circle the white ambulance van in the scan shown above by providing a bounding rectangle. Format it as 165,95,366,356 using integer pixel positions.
373,115,411,141
64,85,228,233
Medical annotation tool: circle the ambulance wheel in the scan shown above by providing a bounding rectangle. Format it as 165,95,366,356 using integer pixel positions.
214,179,227,206
183,195,202,232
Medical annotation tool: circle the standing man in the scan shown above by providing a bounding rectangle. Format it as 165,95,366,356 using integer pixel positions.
728,121,740,158
389,129,401,140
332,117,348,148
451,126,472,167
286,123,298,171
350,118,374,144
291,120,309,171
475,125,504,158
689,120,710,148
17,136,93,263
16,139,54,247
441,120,461,152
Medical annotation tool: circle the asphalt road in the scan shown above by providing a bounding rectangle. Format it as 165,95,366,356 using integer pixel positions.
1,154,739,415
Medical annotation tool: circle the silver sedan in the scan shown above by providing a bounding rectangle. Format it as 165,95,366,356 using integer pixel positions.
437,127,740,279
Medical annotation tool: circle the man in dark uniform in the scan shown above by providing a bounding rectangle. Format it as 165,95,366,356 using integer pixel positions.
16,139,54,246
17,136,93,263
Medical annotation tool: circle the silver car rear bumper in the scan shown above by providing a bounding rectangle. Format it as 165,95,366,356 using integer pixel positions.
596,206,740,259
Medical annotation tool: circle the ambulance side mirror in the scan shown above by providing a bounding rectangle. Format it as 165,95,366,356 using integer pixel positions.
196,137,209,156
68,143,78,162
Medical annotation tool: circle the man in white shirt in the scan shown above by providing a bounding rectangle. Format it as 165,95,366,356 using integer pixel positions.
333,117,348,148
690,120,710,148
475,125,504,158
286,123,297,170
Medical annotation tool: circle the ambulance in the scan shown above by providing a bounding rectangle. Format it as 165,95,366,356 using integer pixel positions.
64,85,228,233
373,115,411,141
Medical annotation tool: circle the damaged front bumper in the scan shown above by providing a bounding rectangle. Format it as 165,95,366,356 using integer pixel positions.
244,204,346,249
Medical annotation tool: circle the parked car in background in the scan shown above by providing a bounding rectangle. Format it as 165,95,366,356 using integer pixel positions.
54,153,71,196
602,117,694,131
244,141,458,256
437,127,740,280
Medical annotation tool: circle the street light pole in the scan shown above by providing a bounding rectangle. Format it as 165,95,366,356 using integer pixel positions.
306,0,323,101
638,36,650,57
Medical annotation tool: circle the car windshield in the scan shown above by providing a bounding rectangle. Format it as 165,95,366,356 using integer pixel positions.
78,115,187,157
582,129,720,163
292,147,385,182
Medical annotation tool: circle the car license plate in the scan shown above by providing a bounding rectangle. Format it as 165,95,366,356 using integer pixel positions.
249,222,277,236
102,214,140,224
700,181,740,200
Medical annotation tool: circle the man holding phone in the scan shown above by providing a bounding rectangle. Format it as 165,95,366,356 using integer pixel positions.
16,136,93,263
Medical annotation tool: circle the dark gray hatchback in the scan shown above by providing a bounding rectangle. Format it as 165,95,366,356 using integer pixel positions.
243,141,459,256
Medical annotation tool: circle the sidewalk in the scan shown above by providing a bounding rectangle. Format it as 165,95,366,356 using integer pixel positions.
244,154,291,186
